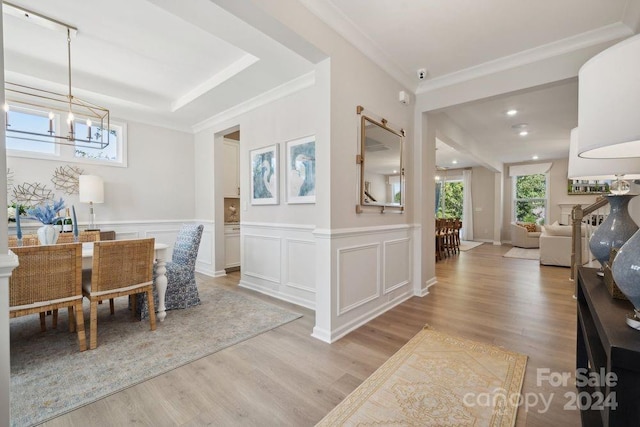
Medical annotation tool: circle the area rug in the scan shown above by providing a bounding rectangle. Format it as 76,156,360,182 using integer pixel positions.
459,241,484,251
317,326,527,427
10,283,302,427
503,247,540,260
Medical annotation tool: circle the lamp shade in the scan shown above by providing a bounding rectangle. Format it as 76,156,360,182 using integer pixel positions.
568,128,640,179
578,34,640,158
79,175,104,203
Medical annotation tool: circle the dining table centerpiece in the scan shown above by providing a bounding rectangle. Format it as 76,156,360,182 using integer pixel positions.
26,198,65,245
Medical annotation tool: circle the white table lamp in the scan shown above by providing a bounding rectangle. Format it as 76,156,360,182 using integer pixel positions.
79,175,104,230
577,33,640,328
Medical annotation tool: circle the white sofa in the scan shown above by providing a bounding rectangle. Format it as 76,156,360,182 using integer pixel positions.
539,222,590,267
511,222,541,248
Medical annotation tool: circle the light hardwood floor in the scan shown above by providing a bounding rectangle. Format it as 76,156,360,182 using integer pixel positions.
41,243,580,426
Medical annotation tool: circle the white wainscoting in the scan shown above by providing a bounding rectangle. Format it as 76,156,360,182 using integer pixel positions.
313,224,416,343
239,222,316,310
9,219,216,277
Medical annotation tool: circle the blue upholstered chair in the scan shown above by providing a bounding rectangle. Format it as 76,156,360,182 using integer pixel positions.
137,224,204,319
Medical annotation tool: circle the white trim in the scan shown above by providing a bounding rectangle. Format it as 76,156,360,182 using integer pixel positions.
417,23,632,93
323,291,414,343
172,54,259,112
240,221,315,232
192,72,316,133
382,237,411,295
313,223,411,238
336,242,381,316
298,0,415,92
239,279,314,310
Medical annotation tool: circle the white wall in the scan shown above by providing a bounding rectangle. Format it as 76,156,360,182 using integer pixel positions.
7,121,195,223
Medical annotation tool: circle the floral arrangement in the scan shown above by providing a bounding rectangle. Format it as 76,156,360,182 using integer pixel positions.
7,203,27,222
26,198,65,224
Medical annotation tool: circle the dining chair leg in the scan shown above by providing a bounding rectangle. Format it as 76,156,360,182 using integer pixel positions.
74,302,87,352
109,299,115,315
68,306,76,333
145,288,157,331
89,300,99,350
39,312,46,332
52,309,58,329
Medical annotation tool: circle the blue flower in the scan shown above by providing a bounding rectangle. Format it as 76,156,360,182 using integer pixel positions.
26,198,65,224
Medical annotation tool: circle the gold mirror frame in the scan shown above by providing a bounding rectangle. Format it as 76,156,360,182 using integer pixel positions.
356,106,405,213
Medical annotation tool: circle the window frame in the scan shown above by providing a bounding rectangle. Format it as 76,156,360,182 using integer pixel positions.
6,106,128,168
512,172,549,224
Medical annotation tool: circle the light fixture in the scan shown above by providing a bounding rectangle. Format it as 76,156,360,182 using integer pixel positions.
79,175,104,231
532,155,539,160
3,2,110,150
512,123,529,136
578,34,640,158
506,109,518,116
579,34,640,328
568,128,640,276
452,160,458,164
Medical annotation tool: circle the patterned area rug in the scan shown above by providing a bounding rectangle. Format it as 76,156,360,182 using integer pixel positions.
317,326,527,427
10,283,302,427
503,247,540,260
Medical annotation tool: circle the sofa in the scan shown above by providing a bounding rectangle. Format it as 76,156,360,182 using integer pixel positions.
511,222,541,248
539,221,590,267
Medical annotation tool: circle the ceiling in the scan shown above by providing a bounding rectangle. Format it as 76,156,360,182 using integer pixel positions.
1,0,315,132
3,0,639,165
300,0,640,168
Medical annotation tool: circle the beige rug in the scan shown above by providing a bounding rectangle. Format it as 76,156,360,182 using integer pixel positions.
503,247,540,260
317,326,527,427
459,241,484,251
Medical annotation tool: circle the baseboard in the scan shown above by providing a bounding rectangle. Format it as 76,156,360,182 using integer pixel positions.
238,279,315,310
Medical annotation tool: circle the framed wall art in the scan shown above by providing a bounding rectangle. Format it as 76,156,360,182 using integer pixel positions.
250,144,279,205
286,136,316,204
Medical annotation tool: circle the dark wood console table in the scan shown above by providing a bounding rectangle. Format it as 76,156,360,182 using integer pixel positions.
577,267,640,426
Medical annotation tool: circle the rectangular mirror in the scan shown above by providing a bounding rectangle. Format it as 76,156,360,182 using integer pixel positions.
358,113,404,211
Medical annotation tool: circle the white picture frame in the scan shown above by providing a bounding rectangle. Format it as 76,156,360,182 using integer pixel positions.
250,144,279,205
286,136,316,204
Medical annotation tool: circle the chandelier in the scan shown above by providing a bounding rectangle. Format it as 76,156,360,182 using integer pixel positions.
3,2,110,150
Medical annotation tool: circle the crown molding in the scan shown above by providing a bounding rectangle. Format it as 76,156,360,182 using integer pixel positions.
171,54,259,112
191,71,315,133
298,0,416,92
416,22,633,93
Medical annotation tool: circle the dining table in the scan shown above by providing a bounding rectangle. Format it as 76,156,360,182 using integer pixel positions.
81,241,170,322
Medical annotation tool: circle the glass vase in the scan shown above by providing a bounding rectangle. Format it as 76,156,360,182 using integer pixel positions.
589,194,638,269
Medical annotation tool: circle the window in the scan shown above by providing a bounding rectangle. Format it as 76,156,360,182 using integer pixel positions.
436,179,463,218
6,108,57,155
6,106,127,167
513,173,547,224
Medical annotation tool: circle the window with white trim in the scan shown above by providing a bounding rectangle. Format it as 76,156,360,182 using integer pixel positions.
513,173,548,225
6,106,127,167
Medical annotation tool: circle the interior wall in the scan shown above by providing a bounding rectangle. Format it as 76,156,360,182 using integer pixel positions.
7,121,195,223
471,166,496,241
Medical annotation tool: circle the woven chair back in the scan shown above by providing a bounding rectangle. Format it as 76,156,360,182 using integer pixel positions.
171,224,204,269
91,238,155,293
57,230,101,244
8,234,39,247
9,243,82,307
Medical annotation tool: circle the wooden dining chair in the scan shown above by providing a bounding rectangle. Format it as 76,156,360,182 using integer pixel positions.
83,238,156,350
56,230,101,244
9,243,87,352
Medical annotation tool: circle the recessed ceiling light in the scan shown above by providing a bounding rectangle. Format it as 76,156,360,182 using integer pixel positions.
519,130,529,136
452,160,458,164
506,109,518,116
532,155,539,160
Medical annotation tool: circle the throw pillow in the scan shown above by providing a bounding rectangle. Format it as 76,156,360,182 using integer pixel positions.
520,223,538,232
